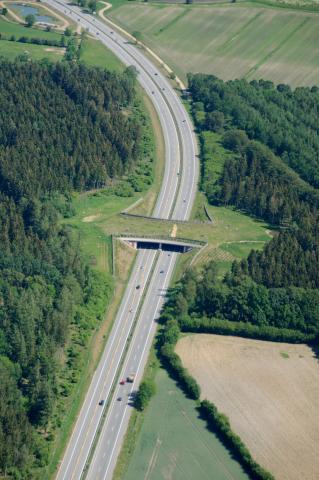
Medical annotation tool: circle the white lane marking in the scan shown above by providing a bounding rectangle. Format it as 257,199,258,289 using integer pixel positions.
86,254,171,478
101,254,176,480
57,250,154,479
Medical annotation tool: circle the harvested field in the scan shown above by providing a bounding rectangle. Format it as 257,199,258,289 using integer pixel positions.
176,334,319,480
108,3,319,86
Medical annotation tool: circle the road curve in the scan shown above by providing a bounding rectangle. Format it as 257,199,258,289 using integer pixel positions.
45,2,198,479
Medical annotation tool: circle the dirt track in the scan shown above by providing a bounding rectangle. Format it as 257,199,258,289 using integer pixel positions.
176,334,319,480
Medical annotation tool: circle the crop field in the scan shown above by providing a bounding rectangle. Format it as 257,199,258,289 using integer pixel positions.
176,334,319,480
108,2,319,86
122,367,249,480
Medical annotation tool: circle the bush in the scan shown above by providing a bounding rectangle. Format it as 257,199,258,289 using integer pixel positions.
135,379,156,411
222,129,248,152
25,14,36,27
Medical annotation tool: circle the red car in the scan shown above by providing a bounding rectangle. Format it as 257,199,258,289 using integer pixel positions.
119,379,125,385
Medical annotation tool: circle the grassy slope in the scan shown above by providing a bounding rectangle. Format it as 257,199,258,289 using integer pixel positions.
82,193,270,275
108,1,319,86
122,367,249,480
80,36,124,71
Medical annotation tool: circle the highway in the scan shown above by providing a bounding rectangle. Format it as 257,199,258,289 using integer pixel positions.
45,1,198,479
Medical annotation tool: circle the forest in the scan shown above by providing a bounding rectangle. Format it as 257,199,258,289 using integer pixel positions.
174,75,319,339
0,59,144,478
0,59,141,198
188,74,319,188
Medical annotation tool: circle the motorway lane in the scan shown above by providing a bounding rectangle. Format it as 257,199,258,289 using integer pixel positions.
56,249,157,480
87,251,176,479
45,2,198,479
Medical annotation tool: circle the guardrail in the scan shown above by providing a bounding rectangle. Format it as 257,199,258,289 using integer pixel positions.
120,211,212,224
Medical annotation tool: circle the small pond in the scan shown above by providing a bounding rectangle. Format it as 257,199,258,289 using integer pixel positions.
10,3,56,24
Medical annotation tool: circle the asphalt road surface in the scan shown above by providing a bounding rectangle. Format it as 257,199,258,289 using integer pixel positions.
45,2,198,478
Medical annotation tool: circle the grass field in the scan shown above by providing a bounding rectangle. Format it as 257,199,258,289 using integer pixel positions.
176,334,319,480
108,1,319,86
80,37,124,71
0,16,62,39
122,367,249,480
0,38,64,60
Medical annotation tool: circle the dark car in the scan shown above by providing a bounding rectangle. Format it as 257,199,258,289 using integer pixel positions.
117,397,122,401
160,270,164,274
99,399,104,406
136,285,140,290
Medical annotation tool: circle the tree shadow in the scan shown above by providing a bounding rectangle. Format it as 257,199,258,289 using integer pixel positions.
310,342,319,363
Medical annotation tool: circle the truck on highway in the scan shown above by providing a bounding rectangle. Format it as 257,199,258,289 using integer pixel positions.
126,373,135,383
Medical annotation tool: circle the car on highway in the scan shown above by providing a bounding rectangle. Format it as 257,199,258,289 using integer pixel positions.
99,400,104,406
136,284,140,290
119,379,125,385
160,270,164,274
117,397,122,402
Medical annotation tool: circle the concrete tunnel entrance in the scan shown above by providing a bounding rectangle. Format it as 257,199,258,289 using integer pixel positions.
135,240,192,253
119,236,204,254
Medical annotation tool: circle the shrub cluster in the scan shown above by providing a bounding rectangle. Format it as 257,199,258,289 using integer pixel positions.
0,33,66,47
